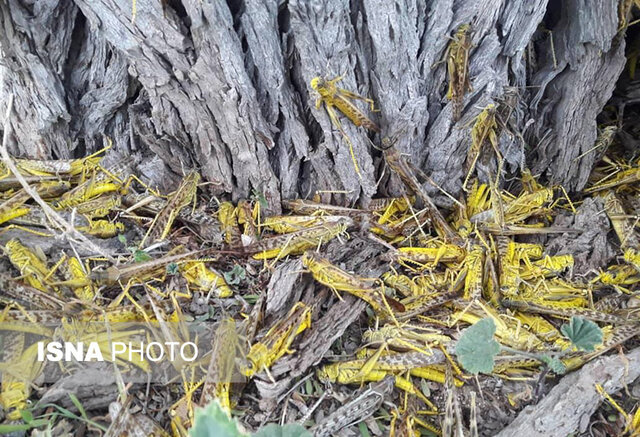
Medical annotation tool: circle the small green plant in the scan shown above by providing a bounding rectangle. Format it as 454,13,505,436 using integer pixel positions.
540,355,567,374
251,189,268,210
224,264,246,285
456,316,604,375
189,401,247,437
123,240,152,262
189,400,312,437
166,262,180,275
4,394,109,434
125,245,152,262
133,248,152,262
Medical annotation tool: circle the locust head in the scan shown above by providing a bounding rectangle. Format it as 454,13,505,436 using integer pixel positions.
301,251,319,269
310,76,323,91
90,265,120,285
316,363,339,382
310,76,332,98
240,358,257,378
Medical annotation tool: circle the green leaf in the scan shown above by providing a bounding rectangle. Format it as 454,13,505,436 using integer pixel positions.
455,318,501,374
540,355,567,374
253,423,312,437
224,265,246,285
0,423,36,433
305,378,313,396
20,409,34,423
134,249,152,263
560,317,603,352
117,234,127,245
166,262,180,275
243,294,259,304
357,422,371,437
189,400,248,437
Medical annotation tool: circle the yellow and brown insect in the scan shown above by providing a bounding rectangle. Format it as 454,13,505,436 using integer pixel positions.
200,319,244,413
180,260,233,298
318,348,456,410
140,171,200,248
11,146,107,178
463,103,499,190
586,159,640,193
390,400,442,437
0,190,31,225
391,245,467,267
382,142,464,245
247,218,352,260
446,24,473,120
310,75,380,132
310,75,379,176
242,302,311,377
301,251,405,319
123,192,222,243
4,238,52,292
90,247,220,286
500,298,632,324
0,337,44,420
603,191,640,250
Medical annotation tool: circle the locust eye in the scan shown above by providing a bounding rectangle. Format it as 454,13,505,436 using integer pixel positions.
235,357,252,373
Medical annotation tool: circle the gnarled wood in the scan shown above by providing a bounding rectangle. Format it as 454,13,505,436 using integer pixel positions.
0,0,626,207
496,346,640,437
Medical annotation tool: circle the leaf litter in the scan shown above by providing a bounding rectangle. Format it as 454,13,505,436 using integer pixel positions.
0,81,639,437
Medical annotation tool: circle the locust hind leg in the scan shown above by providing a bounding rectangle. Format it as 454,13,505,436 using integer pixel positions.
119,173,163,198
325,105,363,179
395,373,438,412
328,284,344,302
0,224,53,238
463,148,481,192
353,340,389,381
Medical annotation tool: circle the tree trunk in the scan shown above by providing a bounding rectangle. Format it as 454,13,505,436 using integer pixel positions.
0,0,627,206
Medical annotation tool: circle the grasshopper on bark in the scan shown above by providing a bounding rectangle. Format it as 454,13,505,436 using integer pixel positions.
302,251,405,320
381,140,464,245
247,218,352,260
445,24,473,121
140,171,200,248
242,302,311,377
310,75,379,177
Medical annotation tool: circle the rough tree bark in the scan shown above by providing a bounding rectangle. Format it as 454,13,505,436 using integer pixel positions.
0,0,627,210
496,347,640,437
